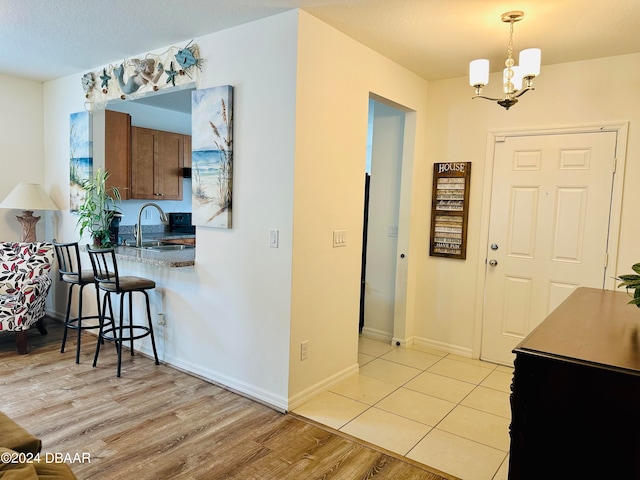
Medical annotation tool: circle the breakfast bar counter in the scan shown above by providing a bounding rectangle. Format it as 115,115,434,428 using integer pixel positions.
115,245,195,268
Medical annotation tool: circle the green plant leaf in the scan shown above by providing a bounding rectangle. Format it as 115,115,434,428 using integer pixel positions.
75,167,121,245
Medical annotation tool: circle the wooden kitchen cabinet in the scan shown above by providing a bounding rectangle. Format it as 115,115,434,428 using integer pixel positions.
183,134,192,168
131,126,183,200
105,110,132,200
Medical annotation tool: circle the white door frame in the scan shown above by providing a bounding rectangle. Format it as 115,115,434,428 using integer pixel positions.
472,122,629,359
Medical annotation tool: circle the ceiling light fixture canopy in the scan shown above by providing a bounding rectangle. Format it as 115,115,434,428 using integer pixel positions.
469,11,541,110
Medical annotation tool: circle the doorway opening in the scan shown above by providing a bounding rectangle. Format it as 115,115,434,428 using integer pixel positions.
359,97,406,342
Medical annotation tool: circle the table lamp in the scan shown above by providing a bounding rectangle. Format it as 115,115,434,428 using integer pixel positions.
0,182,59,242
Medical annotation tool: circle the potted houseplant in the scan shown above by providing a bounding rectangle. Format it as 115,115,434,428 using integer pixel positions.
76,167,121,248
616,263,640,308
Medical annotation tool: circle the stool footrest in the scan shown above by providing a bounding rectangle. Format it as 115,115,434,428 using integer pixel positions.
65,315,102,331
100,325,154,343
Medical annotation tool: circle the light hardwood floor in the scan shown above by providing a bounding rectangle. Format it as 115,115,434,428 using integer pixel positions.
0,319,457,479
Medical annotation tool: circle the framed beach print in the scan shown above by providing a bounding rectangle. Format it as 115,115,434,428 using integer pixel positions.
191,85,234,228
69,111,93,212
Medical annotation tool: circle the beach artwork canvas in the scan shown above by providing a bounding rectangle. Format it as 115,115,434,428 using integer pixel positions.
69,111,93,212
191,85,233,228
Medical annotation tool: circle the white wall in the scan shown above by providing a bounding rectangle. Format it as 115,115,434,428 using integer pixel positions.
288,11,430,405
0,74,49,241
43,12,299,409
415,53,640,358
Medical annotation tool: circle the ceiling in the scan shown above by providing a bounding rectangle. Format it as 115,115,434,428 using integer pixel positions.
2,0,639,84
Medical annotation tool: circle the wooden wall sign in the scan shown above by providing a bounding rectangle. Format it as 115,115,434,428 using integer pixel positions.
430,162,471,259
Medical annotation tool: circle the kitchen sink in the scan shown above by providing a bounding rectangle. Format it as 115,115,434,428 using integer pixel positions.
125,240,194,251
144,244,194,251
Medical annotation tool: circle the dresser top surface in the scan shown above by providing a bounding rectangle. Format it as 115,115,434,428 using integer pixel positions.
515,287,640,373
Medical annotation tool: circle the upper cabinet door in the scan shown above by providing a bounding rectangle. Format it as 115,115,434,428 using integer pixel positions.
155,130,183,200
131,127,184,201
105,110,131,200
183,134,192,168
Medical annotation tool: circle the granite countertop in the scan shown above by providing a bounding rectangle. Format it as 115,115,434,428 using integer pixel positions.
114,225,196,268
115,245,195,268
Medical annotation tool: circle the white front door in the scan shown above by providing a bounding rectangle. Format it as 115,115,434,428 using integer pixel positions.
481,131,618,365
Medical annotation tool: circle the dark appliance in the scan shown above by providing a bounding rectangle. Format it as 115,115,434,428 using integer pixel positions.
168,212,195,234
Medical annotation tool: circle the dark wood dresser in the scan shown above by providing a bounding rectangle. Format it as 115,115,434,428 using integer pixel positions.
508,287,640,479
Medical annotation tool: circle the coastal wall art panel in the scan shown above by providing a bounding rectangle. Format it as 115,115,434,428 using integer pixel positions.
69,111,93,212
191,85,234,228
82,42,204,111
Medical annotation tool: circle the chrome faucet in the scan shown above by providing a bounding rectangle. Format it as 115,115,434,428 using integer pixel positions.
135,203,168,247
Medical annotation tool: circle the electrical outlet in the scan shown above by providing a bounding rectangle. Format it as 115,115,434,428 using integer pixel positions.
158,313,166,326
300,341,309,361
145,209,152,220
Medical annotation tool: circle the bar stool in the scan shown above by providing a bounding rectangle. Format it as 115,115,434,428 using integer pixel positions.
53,239,102,364
86,246,160,377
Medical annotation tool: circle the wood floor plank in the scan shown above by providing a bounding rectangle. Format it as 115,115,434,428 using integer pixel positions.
0,319,458,479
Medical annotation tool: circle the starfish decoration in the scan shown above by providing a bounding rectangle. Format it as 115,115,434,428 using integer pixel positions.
165,62,178,86
100,68,111,89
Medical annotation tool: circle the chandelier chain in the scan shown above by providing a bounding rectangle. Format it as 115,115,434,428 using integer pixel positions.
504,19,516,94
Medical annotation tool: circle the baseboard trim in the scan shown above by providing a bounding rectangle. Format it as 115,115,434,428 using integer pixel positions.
412,336,473,358
152,352,291,412
287,362,359,411
360,327,393,344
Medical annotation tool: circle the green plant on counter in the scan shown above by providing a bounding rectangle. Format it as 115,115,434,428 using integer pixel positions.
76,167,121,248
616,263,640,308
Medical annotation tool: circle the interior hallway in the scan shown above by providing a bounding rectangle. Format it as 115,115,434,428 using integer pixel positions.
293,337,513,480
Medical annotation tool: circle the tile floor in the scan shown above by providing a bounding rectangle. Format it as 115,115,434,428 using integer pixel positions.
293,337,514,480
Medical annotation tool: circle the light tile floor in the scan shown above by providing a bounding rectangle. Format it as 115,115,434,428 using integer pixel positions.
293,337,514,480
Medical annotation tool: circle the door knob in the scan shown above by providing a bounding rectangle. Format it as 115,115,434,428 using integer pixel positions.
489,259,498,267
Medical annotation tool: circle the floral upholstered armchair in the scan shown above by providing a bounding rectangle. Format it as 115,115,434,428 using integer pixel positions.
0,242,54,354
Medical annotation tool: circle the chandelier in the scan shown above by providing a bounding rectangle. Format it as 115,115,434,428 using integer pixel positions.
469,11,541,110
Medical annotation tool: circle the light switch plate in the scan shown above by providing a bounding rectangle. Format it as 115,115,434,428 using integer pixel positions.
269,229,279,248
333,230,347,247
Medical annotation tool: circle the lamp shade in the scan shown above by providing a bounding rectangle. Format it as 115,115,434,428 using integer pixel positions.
0,183,59,211
469,59,490,87
519,48,541,77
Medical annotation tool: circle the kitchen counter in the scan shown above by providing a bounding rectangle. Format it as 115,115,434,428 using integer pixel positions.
115,245,195,268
